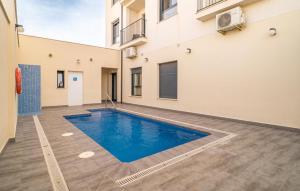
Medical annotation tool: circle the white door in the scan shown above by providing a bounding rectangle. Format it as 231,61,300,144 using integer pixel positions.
68,72,83,106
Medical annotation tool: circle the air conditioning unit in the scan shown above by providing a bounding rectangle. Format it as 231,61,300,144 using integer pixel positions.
125,47,137,58
216,7,245,34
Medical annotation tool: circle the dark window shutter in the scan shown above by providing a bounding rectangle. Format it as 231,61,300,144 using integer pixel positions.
159,62,177,99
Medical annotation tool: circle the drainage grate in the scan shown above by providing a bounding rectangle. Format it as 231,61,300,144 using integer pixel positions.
33,115,70,191
115,133,236,187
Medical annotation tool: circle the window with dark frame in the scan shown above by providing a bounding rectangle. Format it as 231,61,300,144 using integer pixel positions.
160,0,177,21
57,71,65,88
131,67,142,96
112,19,120,44
112,0,119,6
159,61,177,99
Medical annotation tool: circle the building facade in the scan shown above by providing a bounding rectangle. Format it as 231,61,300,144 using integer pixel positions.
17,35,120,107
0,1,121,153
0,0,18,153
106,0,300,128
1,0,300,154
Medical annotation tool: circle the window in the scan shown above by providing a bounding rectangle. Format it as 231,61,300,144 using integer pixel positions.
159,61,177,99
160,0,177,21
131,67,142,96
57,71,64,88
112,0,119,6
112,19,120,44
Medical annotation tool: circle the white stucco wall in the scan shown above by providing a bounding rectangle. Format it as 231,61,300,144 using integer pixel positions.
106,0,300,128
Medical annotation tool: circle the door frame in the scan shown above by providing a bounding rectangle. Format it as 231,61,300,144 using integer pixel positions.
111,72,117,102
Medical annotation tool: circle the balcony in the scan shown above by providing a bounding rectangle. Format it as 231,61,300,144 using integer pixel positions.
196,0,261,21
120,0,145,12
120,18,147,49
198,0,226,11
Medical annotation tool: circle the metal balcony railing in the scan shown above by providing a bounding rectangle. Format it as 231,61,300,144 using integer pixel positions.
197,0,226,11
121,18,146,45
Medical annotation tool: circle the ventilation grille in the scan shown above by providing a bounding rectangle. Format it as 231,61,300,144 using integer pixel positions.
218,13,231,28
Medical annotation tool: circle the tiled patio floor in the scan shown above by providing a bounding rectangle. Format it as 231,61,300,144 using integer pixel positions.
0,116,52,191
0,104,299,191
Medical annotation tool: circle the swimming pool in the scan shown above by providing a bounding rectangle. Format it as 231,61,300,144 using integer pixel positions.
65,109,209,162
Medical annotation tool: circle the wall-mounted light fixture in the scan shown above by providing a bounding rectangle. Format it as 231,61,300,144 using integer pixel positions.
15,24,24,33
76,59,80,64
144,57,149,62
269,28,277,36
185,48,192,54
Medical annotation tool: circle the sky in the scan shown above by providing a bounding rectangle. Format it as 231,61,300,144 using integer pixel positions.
17,0,106,46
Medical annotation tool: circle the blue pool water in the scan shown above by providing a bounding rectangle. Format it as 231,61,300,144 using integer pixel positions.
65,109,209,162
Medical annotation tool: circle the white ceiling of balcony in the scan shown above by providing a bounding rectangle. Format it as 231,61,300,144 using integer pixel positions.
122,0,145,12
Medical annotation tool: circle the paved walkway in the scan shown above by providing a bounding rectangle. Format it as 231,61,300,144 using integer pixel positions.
0,116,52,191
0,104,299,191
